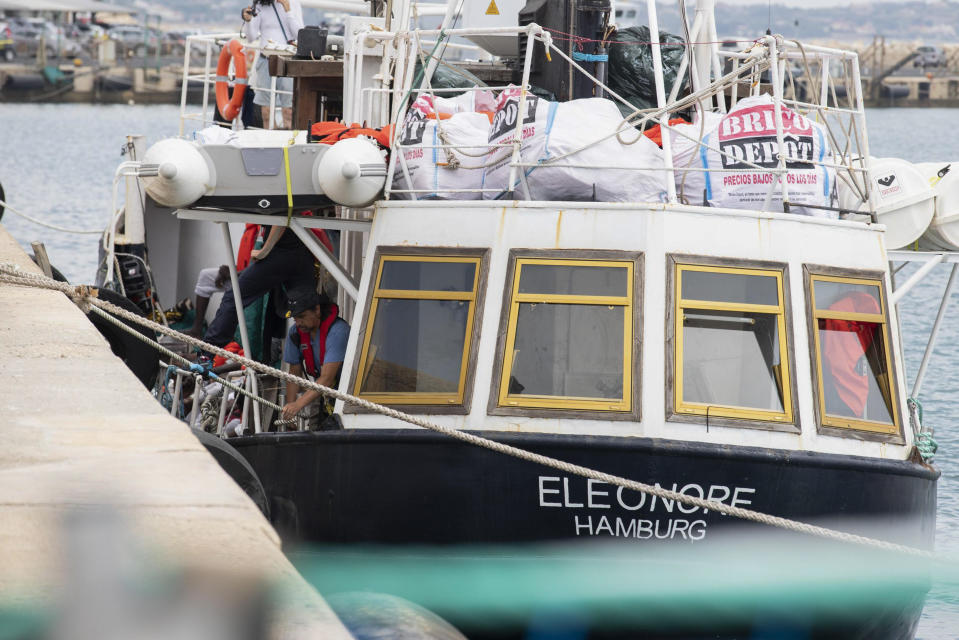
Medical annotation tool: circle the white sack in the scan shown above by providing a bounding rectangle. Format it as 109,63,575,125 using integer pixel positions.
668,111,723,205
392,94,491,200
695,95,837,217
193,126,308,146
482,88,669,202
432,90,496,115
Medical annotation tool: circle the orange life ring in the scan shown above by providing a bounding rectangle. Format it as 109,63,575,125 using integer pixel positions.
215,39,248,122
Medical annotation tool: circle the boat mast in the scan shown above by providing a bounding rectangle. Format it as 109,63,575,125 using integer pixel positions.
646,0,677,202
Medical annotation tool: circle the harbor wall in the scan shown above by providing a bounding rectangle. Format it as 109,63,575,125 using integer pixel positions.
0,225,351,638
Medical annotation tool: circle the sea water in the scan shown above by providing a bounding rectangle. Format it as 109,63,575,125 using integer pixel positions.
1,104,958,637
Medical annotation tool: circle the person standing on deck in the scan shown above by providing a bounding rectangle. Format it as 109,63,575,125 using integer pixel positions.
241,0,304,129
203,225,316,351
281,287,349,430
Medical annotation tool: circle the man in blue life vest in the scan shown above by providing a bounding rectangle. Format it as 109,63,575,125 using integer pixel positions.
280,287,349,429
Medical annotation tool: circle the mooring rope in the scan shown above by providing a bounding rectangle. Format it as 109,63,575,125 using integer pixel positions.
0,198,106,235
0,263,938,558
84,303,295,429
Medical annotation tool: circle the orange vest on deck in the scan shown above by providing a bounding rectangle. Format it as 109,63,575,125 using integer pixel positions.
642,118,689,148
822,292,882,418
310,121,393,149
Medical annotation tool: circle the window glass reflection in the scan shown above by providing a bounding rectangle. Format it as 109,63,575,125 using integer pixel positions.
361,298,469,394
519,265,629,297
814,280,881,312
681,270,779,306
507,303,624,400
817,318,894,424
379,260,476,292
682,310,785,412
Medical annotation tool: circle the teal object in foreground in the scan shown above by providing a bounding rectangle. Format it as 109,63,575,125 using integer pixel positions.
291,535,956,633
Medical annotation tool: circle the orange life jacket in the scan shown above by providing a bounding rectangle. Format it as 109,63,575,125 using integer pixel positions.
823,292,881,418
642,118,689,148
213,341,244,368
292,304,340,378
310,121,393,149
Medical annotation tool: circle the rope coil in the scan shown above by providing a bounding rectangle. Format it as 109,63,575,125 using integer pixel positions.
0,263,939,558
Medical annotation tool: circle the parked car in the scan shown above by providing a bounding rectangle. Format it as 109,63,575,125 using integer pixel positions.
162,30,191,56
108,24,163,56
914,45,945,68
0,20,14,62
73,22,107,40
7,17,84,59
108,25,159,46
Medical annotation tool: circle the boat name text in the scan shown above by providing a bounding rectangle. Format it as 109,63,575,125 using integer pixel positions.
537,476,755,513
538,476,757,542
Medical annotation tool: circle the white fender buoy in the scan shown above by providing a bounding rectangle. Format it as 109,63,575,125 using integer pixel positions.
838,157,935,250
916,162,959,250
142,138,213,208
315,138,387,208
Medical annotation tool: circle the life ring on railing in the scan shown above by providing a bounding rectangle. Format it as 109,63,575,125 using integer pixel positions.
215,39,248,122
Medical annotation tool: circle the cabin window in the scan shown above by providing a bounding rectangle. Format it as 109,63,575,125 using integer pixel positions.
496,257,636,412
673,264,793,423
809,274,899,434
353,253,483,406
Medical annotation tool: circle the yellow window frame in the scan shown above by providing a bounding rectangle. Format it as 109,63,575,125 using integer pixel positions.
353,254,482,405
809,274,900,434
497,258,634,412
674,264,793,422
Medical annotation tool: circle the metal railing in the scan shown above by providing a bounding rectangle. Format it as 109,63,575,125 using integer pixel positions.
177,32,296,136
354,19,874,218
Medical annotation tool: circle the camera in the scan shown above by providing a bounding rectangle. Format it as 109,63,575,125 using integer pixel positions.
249,0,274,16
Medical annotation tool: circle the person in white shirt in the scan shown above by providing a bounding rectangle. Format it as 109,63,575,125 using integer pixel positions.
241,0,304,128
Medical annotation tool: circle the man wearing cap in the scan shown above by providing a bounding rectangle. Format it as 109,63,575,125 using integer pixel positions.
280,287,350,429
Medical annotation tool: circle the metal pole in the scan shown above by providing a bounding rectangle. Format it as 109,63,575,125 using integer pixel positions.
507,25,538,195
170,371,183,416
646,1,678,203
189,373,203,428
269,72,278,129
217,380,230,436
178,38,192,137
219,222,262,433
850,52,877,223
892,253,944,305
912,262,959,398
289,219,360,299
202,41,213,127
765,36,790,212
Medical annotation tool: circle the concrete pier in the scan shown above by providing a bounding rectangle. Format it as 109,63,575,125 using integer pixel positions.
0,225,352,638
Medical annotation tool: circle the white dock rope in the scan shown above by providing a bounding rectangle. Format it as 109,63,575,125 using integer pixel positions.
0,263,938,558
86,304,295,428
0,198,107,235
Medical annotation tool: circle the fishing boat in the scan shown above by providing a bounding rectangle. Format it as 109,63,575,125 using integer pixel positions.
87,0,952,636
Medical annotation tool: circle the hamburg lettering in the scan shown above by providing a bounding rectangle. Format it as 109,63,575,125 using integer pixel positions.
573,515,708,540
538,476,757,541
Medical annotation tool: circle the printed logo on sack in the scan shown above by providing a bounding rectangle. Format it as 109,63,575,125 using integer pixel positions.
718,104,815,170
489,94,539,141
877,172,901,199
400,109,428,146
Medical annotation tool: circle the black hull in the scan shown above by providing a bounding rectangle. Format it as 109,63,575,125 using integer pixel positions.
229,429,938,639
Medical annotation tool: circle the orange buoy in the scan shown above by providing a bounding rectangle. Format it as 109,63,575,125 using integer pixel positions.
215,39,248,122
